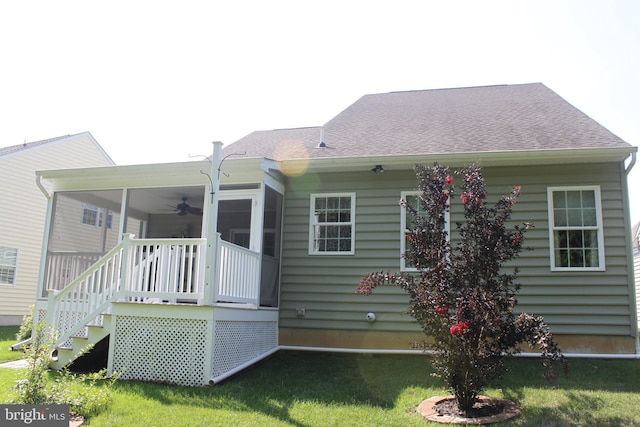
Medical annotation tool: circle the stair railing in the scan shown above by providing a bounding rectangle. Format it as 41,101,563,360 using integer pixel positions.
46,235,132,349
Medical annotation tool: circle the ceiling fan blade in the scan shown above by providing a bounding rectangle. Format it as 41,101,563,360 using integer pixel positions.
187,206,203,215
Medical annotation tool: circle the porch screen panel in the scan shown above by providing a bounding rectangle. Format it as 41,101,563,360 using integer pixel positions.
44,190,122,294
218,199,252,249
261,186,283,307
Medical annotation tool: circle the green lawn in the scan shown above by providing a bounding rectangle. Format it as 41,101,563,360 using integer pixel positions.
0,326,24,364
1,339,639,426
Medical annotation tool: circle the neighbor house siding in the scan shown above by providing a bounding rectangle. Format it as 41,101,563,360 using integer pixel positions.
279,162,635,350
48,195,121,252
0,133,113,323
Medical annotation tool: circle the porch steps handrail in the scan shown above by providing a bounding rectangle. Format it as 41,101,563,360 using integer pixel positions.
46,236,128,349
47,236,208,349
47,235,258,350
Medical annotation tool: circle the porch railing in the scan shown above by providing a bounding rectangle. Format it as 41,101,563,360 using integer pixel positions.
46,234,261,349
44,251,104,296
216,239,261,305
121,238,205,302
47,236,206,348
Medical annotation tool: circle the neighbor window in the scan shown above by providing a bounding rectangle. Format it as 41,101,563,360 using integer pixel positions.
82,205,112,229
548,186,605,271
0,247,18,285
401,191,450,271
309,193,355,255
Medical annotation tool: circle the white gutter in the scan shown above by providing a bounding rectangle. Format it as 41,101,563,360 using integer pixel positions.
623,152,639,356
10,337,31,351
35,175,50,199
280,146,637,174
625,151,637,176
279,345,429,355
209,344,640,386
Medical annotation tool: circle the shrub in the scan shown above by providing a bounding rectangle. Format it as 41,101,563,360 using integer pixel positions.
10,321,118,418
356,163,567,414
15,305,34,342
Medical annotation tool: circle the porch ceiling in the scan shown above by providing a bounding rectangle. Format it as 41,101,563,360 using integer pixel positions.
62,186,206,216
129,187,205,215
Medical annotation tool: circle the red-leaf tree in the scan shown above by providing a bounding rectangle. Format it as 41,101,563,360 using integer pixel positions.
356,163,567,414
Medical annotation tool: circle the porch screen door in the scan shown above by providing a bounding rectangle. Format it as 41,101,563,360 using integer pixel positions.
217,190,259,252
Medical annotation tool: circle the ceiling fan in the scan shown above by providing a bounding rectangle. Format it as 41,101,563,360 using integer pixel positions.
169,197,202,216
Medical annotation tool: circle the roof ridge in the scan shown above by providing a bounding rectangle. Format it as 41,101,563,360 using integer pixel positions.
0,133,77,157
268,125,322,132
226,83,632,162
377,82,544,97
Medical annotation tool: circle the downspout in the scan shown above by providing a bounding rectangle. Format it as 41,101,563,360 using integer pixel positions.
36,174,50,200
34,175,54,325
624,152,640,356
625,152,636,176
278,345,640,359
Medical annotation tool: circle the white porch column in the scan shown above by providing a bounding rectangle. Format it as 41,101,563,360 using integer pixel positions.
35,190,55,300
204,141,223,305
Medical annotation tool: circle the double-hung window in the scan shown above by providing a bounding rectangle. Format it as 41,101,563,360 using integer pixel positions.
309,193,355,255
82,204,99,226
82,205,112,229
401,191,450,271
0,246,18,285
547,186,605,271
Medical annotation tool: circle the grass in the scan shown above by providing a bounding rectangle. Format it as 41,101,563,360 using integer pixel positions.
1,341,639,426
0,326,25,363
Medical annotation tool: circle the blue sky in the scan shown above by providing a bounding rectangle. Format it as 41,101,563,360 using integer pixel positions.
1,1,639,220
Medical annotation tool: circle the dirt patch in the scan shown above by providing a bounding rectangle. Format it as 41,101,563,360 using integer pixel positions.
417,395,520,424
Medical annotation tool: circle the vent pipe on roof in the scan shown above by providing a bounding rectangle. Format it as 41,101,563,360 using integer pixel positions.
316,128,327,148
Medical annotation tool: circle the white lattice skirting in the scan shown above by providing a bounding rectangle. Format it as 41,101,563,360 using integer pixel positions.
37,308,90,348
112,315,210,386
111,312,278,386
212,320,278,379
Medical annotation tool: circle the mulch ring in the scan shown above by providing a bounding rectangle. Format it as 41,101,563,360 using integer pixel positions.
417,395,520,424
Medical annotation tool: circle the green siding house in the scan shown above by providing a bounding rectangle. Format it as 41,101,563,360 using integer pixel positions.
228,83,638,355
33,83,638,386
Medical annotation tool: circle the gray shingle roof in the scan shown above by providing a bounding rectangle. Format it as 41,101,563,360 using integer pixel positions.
0,134,73,157
225,83,632,161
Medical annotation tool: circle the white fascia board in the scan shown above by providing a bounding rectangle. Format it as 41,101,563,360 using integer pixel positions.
35,146,636,191
37,160,213,191
37,158,273,192
282,147,637,173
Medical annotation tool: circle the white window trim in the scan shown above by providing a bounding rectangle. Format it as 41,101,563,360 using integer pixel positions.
82,204,100,227
309,192,356,255
82,204,113,229
0,246,18,286
400,191,450,271
547,185,605,271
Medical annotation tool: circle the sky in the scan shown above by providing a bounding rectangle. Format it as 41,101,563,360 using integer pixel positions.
1,1,639,220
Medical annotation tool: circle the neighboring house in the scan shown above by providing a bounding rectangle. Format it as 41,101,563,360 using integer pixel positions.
632,222,640,328
33,83,638,387
0,132,114,325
